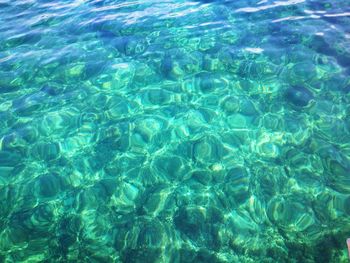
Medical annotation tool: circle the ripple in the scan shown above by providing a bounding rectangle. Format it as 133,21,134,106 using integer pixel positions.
236,0,305,13
0,0,349,262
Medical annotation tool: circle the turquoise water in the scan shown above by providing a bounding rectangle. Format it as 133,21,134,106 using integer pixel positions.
1,0,350,262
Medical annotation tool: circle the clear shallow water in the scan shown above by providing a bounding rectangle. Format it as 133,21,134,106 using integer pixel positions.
1,0,350,262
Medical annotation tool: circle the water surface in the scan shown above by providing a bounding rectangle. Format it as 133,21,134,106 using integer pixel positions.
0,0,350,262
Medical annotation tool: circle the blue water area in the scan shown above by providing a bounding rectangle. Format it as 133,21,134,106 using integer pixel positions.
0,0,350,262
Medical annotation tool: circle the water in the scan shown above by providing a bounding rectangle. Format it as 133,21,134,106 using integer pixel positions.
0,0,350,262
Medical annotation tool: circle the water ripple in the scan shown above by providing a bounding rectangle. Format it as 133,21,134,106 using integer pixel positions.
0,0,350,262
236,0,305,13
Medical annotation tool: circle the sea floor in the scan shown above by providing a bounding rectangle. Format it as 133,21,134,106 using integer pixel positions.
0,0,350,262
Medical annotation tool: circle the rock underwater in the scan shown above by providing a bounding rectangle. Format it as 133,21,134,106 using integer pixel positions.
285,86,314,107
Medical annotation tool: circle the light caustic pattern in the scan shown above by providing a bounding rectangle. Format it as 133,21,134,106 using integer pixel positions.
0,0,350,262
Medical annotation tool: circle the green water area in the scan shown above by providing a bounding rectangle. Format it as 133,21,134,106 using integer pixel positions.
0,0,350,262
